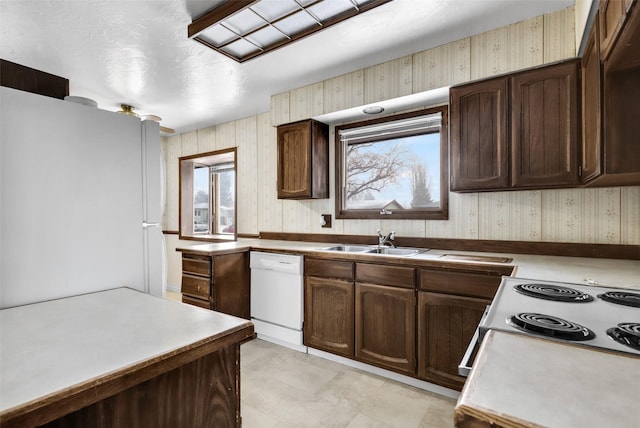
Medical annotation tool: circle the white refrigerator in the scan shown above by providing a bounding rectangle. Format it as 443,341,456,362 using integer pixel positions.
0,87,166,308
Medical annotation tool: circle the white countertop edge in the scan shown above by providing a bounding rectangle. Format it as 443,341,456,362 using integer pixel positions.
176,238,640,289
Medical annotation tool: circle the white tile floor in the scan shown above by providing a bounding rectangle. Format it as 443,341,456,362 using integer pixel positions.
165,291,456,427
240,339,456,428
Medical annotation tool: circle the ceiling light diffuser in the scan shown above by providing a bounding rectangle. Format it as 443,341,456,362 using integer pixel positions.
188,0,393,62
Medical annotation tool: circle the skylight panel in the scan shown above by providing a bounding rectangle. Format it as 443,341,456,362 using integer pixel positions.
188,0,393,62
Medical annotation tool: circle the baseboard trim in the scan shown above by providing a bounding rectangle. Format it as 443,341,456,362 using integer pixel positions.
307,347,460,400
166,285,181,293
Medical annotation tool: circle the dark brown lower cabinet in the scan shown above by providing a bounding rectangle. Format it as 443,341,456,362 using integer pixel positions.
180,251,250,319
417,292,490,391
304,276,354,357
355,282,416,376
303,257,510,391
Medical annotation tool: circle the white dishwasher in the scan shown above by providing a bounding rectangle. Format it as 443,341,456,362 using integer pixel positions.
250,251,306,352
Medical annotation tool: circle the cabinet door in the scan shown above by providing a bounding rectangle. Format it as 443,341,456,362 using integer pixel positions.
582,16,603,183
601,65,640,185
304,276,354,357
450,77,509,191
277,119,328,199
355,283,416,376
212,252,250,319
599,0,626,60
417,292,489,391
511,60,580,188
277,121,311,198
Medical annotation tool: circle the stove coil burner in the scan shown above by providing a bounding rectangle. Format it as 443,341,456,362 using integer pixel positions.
513,283,594,302
508,313,595,341
597,291,640,308
607,323,640,351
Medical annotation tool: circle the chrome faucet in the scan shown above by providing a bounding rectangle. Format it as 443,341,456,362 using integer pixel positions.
377,229,396,248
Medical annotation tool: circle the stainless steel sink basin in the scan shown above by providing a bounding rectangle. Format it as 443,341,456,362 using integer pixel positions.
366,247,428,256
319,245,373,253
318,245,428,256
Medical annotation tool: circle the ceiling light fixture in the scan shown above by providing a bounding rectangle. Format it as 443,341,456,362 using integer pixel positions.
363,105,384,114
188,0,394,63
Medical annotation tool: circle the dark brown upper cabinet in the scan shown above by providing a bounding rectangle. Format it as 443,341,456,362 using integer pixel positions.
450,77,509,191
277,119,329,199
599,0,627,61
581,13,603,184
585,1,640,187
450,59,580,192
511,60,580,188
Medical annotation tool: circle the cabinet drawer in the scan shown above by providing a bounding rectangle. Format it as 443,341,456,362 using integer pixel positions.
182,255,211,277
419,269,501,299
182,294,211,309
356,263,415,289
305,258,354,280
181,274,211,299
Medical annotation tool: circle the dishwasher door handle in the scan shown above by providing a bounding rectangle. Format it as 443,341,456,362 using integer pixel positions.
250,252,303,274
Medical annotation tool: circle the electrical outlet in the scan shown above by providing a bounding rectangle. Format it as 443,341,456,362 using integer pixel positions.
320,214,332,228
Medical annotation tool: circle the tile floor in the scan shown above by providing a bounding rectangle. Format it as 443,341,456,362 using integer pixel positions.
240,339,456,428
165,291,457,427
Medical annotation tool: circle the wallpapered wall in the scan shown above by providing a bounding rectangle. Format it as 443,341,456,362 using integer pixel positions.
162,5,640,258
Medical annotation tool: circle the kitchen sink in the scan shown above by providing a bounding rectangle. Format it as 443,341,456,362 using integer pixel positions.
318,245,428,256
366,247,428,256
319,245,373,253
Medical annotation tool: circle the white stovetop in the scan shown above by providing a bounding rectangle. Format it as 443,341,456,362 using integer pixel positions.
482,277,640,356
0,288,251,414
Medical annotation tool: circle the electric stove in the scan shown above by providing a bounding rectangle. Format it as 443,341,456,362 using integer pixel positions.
479,277,640,356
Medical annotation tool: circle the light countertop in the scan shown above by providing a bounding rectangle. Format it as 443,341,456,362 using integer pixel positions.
177,238,640,289
0,288,253,416
455,330,640,428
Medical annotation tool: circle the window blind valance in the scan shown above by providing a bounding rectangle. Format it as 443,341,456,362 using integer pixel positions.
339,113,442,145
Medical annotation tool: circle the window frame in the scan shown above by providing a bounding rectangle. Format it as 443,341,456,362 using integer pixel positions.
178,147,237,242
335,106,449,220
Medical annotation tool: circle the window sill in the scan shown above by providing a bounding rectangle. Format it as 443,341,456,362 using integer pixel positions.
179,234,236,242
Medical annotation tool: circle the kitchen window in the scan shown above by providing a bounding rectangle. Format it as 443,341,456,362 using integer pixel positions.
335,106,448,220
179,148,236,241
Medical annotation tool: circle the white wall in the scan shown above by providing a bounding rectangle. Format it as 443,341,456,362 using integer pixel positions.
161,6,640,287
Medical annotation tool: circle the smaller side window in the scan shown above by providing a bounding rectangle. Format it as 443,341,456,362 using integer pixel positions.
179,148,236,241
335,106,448,220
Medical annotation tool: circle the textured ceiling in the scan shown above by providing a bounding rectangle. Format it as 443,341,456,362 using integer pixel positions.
0,0,574,134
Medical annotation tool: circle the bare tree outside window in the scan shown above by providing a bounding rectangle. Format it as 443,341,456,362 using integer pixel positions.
346,142,414,201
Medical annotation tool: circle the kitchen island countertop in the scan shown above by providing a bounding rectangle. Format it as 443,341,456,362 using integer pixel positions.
455,330,640,428
0,287,254,426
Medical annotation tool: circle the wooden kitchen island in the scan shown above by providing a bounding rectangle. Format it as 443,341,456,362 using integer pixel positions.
0,288,254,427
